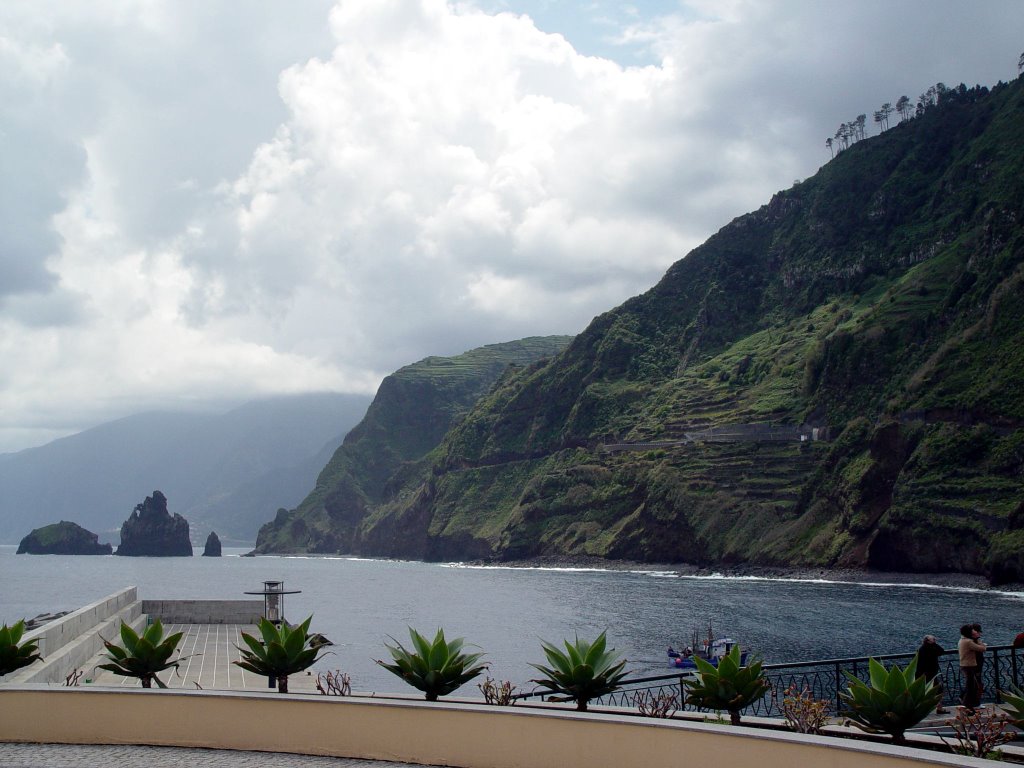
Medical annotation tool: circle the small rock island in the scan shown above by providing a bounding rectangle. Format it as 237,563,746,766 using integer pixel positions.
17,521,112,555
203,531,222,557
115,491,192,557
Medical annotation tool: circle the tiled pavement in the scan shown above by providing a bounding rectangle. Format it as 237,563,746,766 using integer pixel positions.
0,743,422,767
88,623,318,692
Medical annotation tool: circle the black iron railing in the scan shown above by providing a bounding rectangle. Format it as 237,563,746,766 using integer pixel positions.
514,645,1023,718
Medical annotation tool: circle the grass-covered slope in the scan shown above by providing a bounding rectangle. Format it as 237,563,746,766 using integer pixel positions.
260,79,1024,583
17,521,112,555
252,337,572,553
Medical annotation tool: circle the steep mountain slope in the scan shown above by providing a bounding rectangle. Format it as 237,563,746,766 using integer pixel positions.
253,337,573,553
258,79,1024,582
0,393,371,544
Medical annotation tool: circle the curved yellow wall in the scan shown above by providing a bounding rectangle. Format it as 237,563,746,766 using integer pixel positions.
0,686,978,768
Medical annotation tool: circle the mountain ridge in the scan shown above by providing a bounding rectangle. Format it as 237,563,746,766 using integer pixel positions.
261,78,1024,582
0,392,372,544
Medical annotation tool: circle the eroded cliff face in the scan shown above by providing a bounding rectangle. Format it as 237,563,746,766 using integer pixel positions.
252,337,573,554
116,491,192,557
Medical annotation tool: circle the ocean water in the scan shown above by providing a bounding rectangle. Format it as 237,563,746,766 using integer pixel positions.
2,545,1022,694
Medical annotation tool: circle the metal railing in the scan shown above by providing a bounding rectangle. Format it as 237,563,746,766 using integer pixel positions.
514,645,1022,717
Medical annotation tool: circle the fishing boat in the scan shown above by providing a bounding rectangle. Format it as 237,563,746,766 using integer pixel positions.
667,624,749,669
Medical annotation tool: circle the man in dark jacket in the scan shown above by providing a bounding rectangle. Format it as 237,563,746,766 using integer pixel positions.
916,635,946,714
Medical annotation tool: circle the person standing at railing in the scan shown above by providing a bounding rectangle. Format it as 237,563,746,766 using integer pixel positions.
916,635,947,714
1013,630,1024,649
958,623,986,712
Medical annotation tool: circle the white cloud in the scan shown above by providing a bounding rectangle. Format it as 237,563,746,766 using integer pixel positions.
0,0,1022,452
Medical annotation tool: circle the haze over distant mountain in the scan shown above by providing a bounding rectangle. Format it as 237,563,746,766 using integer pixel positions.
0,393,371,545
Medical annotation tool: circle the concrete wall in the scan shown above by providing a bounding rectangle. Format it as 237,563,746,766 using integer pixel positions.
142,600,263,624
0,687,991,768
2,588,143,685
23,587,137,657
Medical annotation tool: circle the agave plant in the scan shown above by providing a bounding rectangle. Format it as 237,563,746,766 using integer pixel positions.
234,615,328,693
97,620,186,688
0,620,42,676
999,684,1024,728
376,627,487,701
683,644,768,725
530,631,630,712
839,656,941,744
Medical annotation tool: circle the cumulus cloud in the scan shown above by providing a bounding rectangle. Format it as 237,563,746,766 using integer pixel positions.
0,0,1021,451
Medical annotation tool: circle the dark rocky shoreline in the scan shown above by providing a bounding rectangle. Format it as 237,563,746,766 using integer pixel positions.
245,549,1023,592
467,555,1024,592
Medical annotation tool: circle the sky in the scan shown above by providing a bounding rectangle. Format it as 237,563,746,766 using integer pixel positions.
1,1,1021,454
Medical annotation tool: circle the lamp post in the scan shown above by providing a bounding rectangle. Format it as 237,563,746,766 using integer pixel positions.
244,580,301,625
244,580,302,688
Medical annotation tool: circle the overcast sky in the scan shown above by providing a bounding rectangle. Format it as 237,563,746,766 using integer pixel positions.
1,1,1021,453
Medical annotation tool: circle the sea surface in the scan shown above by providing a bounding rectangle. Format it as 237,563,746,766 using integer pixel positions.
2,545,1022,694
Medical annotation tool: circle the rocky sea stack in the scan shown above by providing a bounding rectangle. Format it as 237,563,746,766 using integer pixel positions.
203,531,222,557
17,521,112,555
116,491,192,557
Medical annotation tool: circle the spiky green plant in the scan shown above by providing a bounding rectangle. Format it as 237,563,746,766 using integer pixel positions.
683,644,768,725
839,656,942,744
234,615,327,693
97,620,185,688
0,620,42,676
999,684,1024,728
376,627,487,701
529,631,630,712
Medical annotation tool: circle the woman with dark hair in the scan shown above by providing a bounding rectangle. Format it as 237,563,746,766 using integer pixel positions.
958,623,986,712
916,635,946,714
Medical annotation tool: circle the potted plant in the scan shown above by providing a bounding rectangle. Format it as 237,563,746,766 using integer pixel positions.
530,631,629,712
683,643,768,725
377,627,487,701
97,620,187,688
234,615,328,693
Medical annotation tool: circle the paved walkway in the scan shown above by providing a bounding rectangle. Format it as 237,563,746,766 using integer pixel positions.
0,743,424,767
88,623,319,692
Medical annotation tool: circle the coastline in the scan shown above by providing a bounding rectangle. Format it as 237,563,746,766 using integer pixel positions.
236,547,1023,593
464,555,1024,592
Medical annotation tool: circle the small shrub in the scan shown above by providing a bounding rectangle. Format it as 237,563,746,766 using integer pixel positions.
377,627,487,701
781,684,830,734
840,656,940,744
942,707,1015,759
479,677,517,706
316,669,352,696
999,685,1024,727
530,631,630,712
634,690,678,718
64,669,83,687
98,620,188,689
234,615,329,693
683,644,768,725
0,620,42,676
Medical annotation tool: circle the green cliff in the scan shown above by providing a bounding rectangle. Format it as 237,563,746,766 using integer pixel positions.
258,79,1024,583
253,337,573,553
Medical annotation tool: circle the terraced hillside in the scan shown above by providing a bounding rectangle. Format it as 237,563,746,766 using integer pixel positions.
258,78,1024,583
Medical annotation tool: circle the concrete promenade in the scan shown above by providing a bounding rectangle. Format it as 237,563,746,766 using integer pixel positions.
0,743,419,767
88,622,321,692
